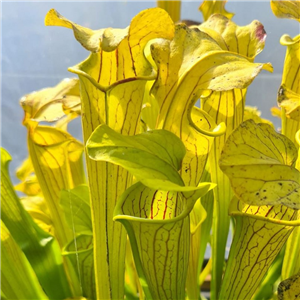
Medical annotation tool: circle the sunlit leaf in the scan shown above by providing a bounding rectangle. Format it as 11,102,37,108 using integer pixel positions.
151,23,271,187
27,125,85,247
15,157,34,181
21,196,53,235
199,15,267,61
15,156,41,197
278,272,300,300
1,221,48,300
88,124,214,192
219,196,300,300
45,9,128,53
1,148,72,299
199,0,234,21
63,234,95,300
271,0,300,22
15,174,42,196
60,185,92,235
20,78,80,125
46,8,175,299
61,96,81,118
220,120,300,209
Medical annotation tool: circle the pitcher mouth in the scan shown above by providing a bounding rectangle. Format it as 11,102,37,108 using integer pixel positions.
68,56,157,94
229,197,300,227
114,189,195,225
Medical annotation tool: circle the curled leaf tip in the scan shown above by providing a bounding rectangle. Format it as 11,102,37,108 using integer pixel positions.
189,108,226,137
280,34,300,46
45,9,73,29
193,121,226,137
262,62,274,72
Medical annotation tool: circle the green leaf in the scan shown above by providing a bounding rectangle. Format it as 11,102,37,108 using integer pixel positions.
1,221,48,300
1,148,72,299
87,124,189,190
63,234,95,300
60,185,92,235
219,120,300,209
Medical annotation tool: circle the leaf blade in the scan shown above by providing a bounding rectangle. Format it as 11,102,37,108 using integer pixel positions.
219,120,300,209
87,125,187,189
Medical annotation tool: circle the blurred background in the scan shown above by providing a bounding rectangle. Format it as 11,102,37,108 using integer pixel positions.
2,1,299,185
